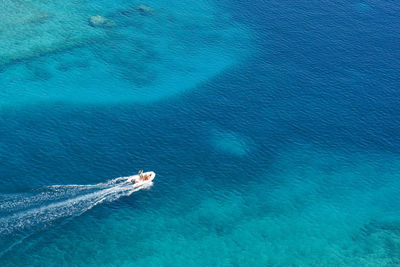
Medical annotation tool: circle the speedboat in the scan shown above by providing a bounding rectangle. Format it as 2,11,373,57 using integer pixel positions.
127,171,156,186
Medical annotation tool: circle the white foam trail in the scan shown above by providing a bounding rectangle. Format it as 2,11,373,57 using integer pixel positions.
0,176,153,254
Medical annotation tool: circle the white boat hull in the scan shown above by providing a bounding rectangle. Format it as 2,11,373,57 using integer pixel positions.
127,171,156,187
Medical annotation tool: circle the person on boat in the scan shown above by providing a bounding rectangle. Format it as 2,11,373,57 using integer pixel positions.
138,169,144,180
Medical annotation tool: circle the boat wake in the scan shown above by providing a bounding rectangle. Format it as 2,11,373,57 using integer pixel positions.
0,176,152,256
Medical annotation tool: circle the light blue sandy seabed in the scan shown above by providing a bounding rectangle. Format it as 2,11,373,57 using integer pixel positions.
1,0,400,266
0,0,250,106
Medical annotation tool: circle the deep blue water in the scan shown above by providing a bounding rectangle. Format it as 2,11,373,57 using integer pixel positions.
1,0,400,265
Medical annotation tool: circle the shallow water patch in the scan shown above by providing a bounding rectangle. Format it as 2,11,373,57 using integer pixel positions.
0,0,106,67
0,0,252,107
210,129,255,156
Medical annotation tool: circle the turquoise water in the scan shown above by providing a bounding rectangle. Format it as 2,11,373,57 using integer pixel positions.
1,0,400,266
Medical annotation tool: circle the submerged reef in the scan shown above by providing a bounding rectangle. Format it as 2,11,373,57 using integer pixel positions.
89,15,115,28
210,129,254,156
136,5,154,16
0,0,106,66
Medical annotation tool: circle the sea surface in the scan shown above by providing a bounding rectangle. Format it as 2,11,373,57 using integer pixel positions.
1,0,400,266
